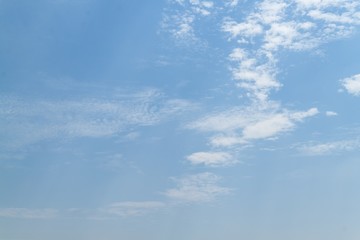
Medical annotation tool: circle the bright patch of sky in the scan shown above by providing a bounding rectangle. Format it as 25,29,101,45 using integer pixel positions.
1,0,360,239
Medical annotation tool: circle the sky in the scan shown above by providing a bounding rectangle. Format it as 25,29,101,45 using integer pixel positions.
1,0,360,239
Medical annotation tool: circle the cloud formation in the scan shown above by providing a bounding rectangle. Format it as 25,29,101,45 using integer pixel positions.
326,111,338,117
164,0,360,101
161,0,215,46
100,201,165,218
186,151,237,167
0,89,195,149
340,74,360,96
162,0,358,172
164,172,230,203
188,102,318,147
297,139,360,155
222,0,360,101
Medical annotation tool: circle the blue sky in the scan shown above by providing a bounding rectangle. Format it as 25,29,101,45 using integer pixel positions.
1,0,360,239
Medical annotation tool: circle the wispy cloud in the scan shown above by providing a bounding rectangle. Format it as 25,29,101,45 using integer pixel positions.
162,12,197,43
224,0,239,8
186,151,237,167
99,201,165,218
296,139,360,156
161,0,216,46
0,89,195,149
0,208,58,219
340,74,360,96
164,172,231,203
97,172,231,217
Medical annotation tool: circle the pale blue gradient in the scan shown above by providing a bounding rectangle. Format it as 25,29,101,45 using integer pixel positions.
1,0,360,239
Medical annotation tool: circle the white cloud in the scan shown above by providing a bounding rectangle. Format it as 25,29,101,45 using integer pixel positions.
188,103,319,146
222,19,263,38
165,0,360,101
297,139,360,155
189,0,214,16
161,11,198,45
161,0,216,46
295,0,340,9
100,201,165,217
225,0,239,7
241,108,318,140
163,0,360,106
164,172,230,203
187,105,261,133
308,10,359,24
230,54,281,101
242,114,294,140
162,0,359,165
340,74,360,96
290,107,319,120
255,0,288,25
186,151,237,167
173,0,185,5
219,0,360,101
263,22,298,50
173,14,196,39
201,1,214,8
326,111,338,117
229,48,247,61
100,173,231,217
0,208,58,219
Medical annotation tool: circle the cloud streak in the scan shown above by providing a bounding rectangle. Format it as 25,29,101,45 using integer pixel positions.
0,89,195,149
297,139,360,156
164,172,231,203
99,201,166,218
0,208,58,219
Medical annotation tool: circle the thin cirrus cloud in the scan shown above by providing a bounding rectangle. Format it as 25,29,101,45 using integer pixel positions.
99,172,231,218
99,201,166,218
164,172,231,203
98,171,231,217
5,172,230,219
297,139,360,156
0,89,195,149
0,208,58,219
0,204,163,220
